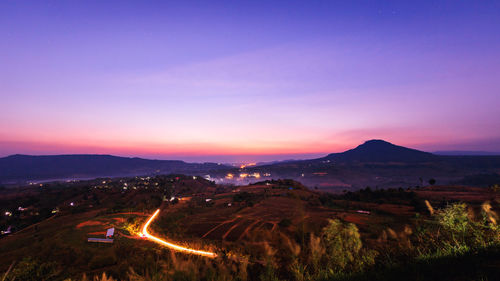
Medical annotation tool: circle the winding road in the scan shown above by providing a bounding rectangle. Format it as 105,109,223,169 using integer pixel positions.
140,209,218,258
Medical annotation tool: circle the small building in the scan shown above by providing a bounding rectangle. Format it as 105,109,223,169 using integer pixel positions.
106,228,115,238
87,227,115,244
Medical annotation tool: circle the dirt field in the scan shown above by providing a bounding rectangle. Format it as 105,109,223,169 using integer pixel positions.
176,193,361,243
415,185,499,203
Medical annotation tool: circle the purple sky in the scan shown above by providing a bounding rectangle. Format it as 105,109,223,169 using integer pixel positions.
1,1,500,162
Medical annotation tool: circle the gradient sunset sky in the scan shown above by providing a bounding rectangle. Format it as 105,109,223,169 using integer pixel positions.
1,1,499,162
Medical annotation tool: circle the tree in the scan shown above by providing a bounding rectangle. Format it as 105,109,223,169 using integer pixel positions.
322,219,362,272
321,219,376,274
428,178,436,185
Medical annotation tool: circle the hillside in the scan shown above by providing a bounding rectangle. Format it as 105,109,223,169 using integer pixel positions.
0,176,498,281
0,154,228,184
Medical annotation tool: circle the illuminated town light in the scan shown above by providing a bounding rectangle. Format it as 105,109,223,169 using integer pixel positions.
240,163,257,169
251,173,261,178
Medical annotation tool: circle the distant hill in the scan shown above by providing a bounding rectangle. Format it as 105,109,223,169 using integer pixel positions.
229,139,500,190
3,140,500,189
322,139,437,163
0,154,228,184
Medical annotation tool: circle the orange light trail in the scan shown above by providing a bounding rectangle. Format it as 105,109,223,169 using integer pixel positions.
141,209,217,258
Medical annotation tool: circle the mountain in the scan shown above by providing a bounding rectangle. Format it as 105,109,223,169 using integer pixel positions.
322,139,436,163
0,154,228,184
231,139,500,190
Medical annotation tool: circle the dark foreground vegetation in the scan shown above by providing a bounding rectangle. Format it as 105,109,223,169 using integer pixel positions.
1,176,499,281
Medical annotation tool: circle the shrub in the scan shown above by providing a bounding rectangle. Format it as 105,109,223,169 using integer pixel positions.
428,202,500,255
436,203,469,241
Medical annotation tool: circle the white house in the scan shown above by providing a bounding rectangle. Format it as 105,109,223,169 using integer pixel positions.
106,227,115,238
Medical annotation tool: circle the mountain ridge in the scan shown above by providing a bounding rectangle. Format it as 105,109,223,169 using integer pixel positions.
0,154,228,183
321,139,436,163
3,140,500,187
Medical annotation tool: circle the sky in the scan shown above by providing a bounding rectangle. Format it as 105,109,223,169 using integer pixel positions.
1,0,500,162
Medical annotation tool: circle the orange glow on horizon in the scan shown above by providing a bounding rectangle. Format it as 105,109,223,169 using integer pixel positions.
0,137,342,157
2,133,464,160
141,209,217,258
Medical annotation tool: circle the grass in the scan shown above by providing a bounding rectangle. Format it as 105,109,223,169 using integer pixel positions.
332,246,500,281
1,181,499,280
